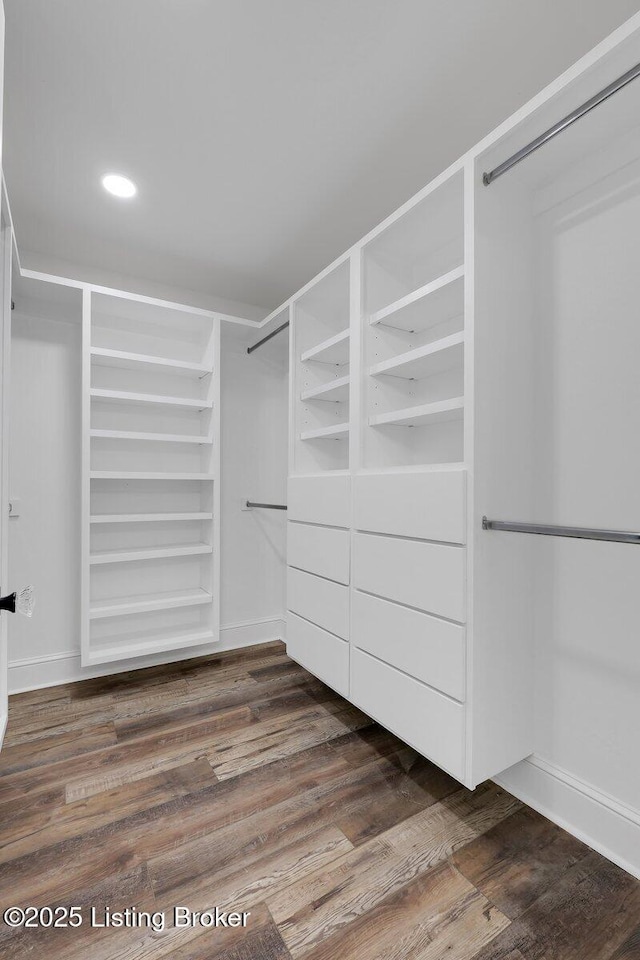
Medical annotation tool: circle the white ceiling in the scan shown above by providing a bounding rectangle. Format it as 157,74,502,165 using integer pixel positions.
4,0,640,314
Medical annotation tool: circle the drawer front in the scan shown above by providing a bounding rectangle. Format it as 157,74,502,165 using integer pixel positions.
354,470,466,543
354,533,465,623
288,475,350,528
287,567,349,639
351,648,465,781
287,612,349,697
288,521,350,585
352,591,465,701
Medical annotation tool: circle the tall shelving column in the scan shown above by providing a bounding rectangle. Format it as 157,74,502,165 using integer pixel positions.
350,168,469,783
81,290,220,666
286,259,352,697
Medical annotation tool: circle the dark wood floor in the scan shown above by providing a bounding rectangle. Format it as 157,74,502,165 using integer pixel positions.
0,640,639,959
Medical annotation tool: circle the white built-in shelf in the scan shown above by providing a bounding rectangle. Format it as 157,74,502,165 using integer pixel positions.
369,332,464,380
301,375,350,402
90,512,213,524
369,266,464,332
90,587,213,619
301,329,350,365
90,388,212,410
86,629,217,666
90,543,213,565
90,471,215,480
300,422,350,441
369,396,464,428
90,347,212,376
90,429,211,444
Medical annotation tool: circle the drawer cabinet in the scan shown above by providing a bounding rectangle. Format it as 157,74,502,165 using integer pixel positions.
287,612,349,697
353,532,465,623
288,475,350,528
351,648,465,780
287,566,349,639
287,521,350,585
352,590,465,701
354,470,466,543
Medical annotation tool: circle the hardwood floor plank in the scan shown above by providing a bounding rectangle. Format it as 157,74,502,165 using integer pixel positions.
0,704,250,805
0,864,156,960
0,741,353,907
326,724,413,768
267,784,521,957
335,754,459,846
608,924,640,959
112,675,257,740
452,806,591,919
470,850,640,960
149,753,434,906
3,699,116,745
0,721,117,774
0,758,217,864
155,822,354,919
301,860,509,960
208,702,371,780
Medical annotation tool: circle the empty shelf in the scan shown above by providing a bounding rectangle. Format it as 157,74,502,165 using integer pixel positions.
90,587,213,619
301,375,350,402
90,347,212,376
90,512,213,524
86,629,217,665
90,388,212,409
369,332,464,380
90,543,213,564
369,266,464,332
301,329,350,365
90,471,215,480
300,422,350,441
369,397,464,428
90,429,211,444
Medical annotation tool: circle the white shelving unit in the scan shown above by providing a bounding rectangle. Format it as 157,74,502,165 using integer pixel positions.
81,290,221,666
368,396,464,428
363,169,465,469
292,259,351,475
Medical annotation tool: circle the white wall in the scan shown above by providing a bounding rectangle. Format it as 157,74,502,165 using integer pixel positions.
495,149,640,880
7,282,288,691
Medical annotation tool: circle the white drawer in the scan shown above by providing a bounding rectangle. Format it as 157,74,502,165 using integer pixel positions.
288,522,350,585
351,648,465,781
287,612,349,697
352,591,465,701
287,567,349,639
354,532,465,622
354,470,466,543
288,475,350,528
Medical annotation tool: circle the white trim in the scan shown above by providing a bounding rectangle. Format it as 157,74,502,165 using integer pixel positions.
7,617,286,695
18,268,260,328
494,755,640,881
2,174,20,274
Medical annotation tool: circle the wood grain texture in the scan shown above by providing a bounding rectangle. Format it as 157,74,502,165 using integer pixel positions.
0,639,637,960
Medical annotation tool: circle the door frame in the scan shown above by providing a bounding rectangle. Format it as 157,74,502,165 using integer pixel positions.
0,178,14,747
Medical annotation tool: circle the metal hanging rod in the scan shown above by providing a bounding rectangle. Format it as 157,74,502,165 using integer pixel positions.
247,320,290,355
246,501,287,511
483,60,640,186
482,516,640,545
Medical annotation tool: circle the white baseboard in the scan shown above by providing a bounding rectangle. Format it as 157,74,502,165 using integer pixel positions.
8,616,286,695
494,755,640,881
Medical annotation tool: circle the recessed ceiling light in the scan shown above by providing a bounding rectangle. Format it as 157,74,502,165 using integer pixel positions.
102,173,137,199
